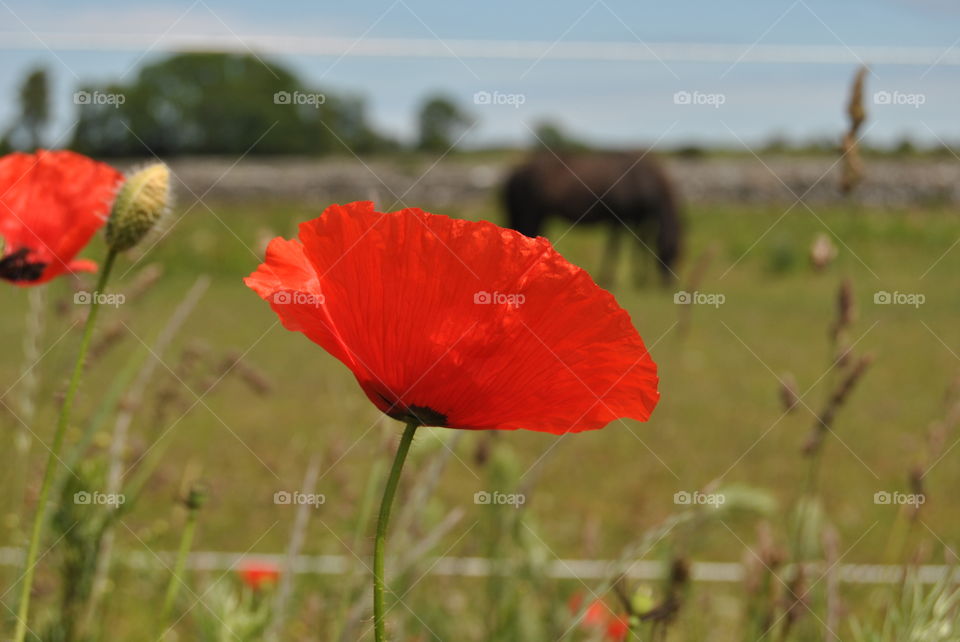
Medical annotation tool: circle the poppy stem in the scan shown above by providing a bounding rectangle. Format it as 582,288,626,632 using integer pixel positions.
373,420,418,641
161,515,197,617
13,249,118,642
160,494,202,626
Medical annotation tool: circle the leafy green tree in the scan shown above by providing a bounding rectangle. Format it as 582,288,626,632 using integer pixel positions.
2,67,51,151
71,53,392,157
20,68,49,149
416,94,471,152
531,120,586,153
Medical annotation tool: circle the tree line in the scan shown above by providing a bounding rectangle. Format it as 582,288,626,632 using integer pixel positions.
1,52,547,157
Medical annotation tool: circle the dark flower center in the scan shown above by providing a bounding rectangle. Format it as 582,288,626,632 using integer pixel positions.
0,247,46,282
376,391,448,427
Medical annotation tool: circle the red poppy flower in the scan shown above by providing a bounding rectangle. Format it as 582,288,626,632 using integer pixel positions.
245,201,658,433
583,598,611,627
0,150,123,285
238,560,280,590
569,594,630,640
605,614,630,641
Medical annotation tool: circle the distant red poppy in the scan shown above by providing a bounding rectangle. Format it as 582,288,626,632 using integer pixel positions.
0,150,122,285
583,598,611,627
245,201,658,433
606,614,630,641
569,593,630,641
238,560,280,590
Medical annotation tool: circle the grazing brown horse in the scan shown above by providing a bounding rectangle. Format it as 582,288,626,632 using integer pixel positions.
502,152,682,286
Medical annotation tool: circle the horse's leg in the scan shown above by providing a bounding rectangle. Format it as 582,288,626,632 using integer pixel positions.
656,209,681,286
598,221,621,289
631,222,652,287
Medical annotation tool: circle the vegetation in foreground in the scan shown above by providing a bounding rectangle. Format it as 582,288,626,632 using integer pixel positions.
1,196,959,640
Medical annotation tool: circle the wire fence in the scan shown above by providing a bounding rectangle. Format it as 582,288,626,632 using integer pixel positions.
1,34,959,66
1,547,956,584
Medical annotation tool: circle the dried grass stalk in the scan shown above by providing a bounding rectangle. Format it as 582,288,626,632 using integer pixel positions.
840,66,868,196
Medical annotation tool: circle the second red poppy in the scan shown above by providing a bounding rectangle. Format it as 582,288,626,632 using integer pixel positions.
0,150,122,285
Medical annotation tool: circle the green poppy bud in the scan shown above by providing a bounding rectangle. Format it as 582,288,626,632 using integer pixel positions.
105,163,171,252
184,484,207,511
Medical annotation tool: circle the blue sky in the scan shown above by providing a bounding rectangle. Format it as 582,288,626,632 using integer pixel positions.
1,0,958,149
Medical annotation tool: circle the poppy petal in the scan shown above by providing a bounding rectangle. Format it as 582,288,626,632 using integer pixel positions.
66,259,98,274
245,201,659,434
246,236,356,369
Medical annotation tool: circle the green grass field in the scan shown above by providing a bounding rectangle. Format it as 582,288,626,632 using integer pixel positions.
2,195,959,638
